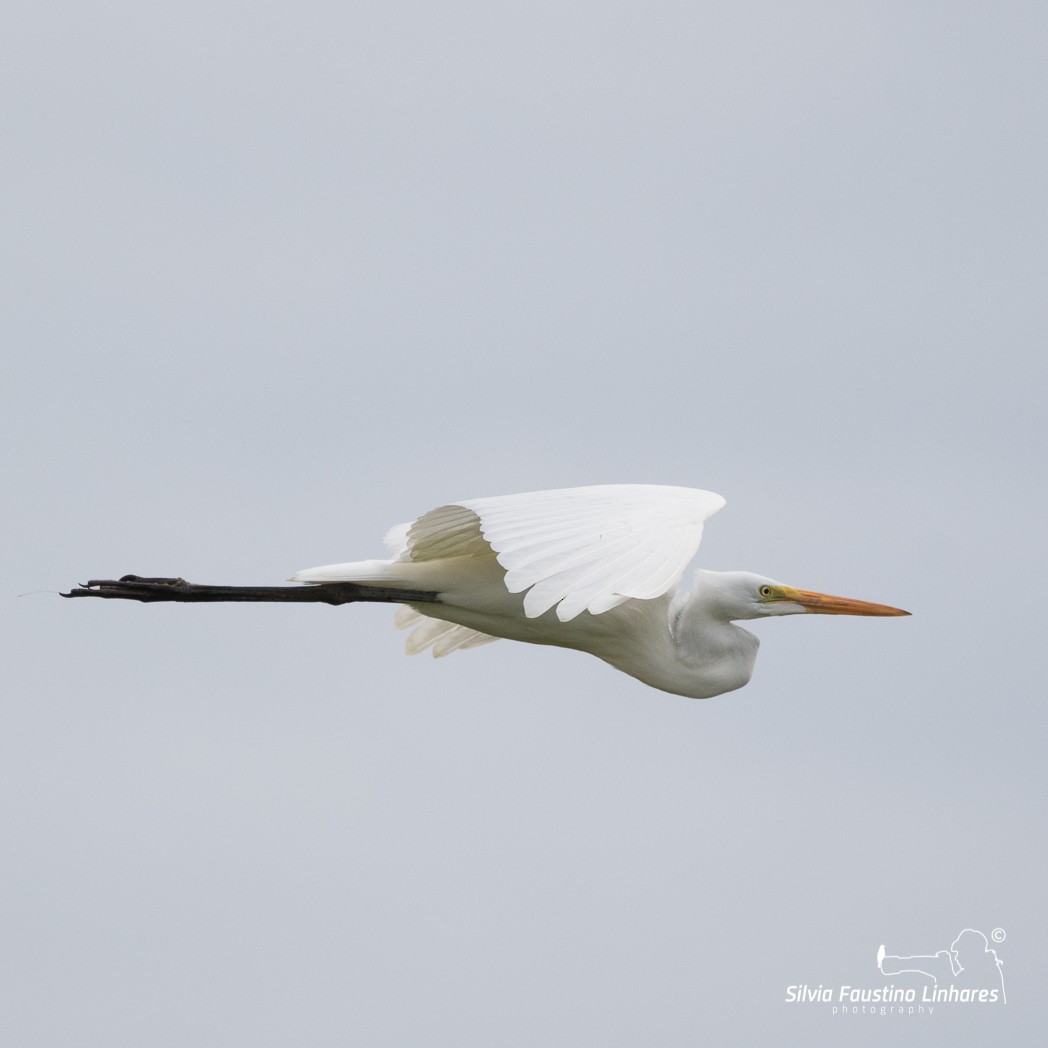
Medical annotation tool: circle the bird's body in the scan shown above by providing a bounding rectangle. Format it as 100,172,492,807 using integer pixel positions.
288,485,908,698
67,484,908,699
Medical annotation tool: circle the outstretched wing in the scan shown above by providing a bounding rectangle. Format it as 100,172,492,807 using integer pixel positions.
404,484,725,622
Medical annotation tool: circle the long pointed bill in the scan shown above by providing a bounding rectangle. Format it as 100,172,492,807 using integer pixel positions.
779,587,910,617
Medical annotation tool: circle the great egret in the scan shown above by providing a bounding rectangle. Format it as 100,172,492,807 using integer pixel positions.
66,484,909,698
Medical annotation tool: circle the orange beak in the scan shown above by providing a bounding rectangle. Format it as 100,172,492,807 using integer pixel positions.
777,586,911,617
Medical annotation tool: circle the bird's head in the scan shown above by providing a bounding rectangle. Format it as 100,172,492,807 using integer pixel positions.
692,570,910,621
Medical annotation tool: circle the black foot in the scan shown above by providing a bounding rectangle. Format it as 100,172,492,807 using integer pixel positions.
63,576,196,601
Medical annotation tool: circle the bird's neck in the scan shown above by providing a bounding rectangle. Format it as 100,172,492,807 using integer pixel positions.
669,595,760,699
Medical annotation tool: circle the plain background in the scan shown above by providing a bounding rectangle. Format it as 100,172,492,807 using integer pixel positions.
4,2,1046,1045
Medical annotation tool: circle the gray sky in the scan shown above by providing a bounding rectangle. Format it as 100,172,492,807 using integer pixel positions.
5,2,1046,1045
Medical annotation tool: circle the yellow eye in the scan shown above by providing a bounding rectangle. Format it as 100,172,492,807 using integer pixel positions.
759,585,773,598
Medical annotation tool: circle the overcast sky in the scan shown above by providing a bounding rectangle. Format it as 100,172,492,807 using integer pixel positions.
4,2,1046,1045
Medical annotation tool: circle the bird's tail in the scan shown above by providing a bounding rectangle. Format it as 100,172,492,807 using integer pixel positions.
289,559,402,585
292,557,468,597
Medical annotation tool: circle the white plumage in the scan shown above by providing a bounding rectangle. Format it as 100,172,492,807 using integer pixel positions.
292,484,908,699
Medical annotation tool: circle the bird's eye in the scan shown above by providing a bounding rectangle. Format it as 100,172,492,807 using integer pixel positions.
759,585,773,597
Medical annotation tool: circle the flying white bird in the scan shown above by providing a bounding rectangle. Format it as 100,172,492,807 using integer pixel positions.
66,485,909,698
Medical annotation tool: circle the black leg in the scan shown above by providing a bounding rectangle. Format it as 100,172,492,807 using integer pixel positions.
62,575,440,606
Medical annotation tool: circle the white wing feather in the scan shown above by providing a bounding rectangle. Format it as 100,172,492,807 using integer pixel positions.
454,485,724,621
393,605,500,657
